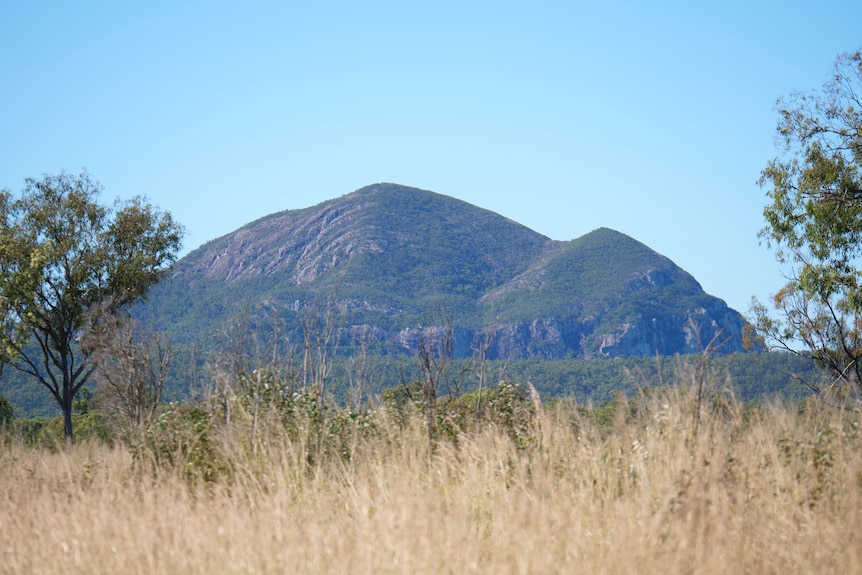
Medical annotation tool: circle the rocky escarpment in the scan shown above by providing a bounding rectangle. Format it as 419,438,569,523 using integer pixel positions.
177,198,382,284
371,272,750,360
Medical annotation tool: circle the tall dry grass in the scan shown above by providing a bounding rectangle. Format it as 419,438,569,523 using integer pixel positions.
2,387,862,574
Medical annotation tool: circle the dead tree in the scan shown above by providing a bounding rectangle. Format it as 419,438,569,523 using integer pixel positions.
87,312,170,436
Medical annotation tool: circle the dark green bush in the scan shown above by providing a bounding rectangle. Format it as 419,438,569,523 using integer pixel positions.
5,411,113,449
140,403,228,485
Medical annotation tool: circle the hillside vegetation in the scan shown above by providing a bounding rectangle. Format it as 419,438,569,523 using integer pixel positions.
134,183,755,362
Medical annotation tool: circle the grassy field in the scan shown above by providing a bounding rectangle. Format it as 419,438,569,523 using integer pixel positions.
2,387,861,574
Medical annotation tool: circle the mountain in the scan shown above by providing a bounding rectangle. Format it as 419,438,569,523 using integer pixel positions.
136,183,755,359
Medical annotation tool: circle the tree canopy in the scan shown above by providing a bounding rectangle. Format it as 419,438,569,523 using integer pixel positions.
0,170,184,443
755,50,862,395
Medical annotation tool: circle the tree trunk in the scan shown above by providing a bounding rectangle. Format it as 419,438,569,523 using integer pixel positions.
63,404,74,447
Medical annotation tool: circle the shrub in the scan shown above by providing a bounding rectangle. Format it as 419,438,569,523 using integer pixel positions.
139,403,228,485
6,412,113,449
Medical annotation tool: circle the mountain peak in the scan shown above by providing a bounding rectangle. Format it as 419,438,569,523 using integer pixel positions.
179,183,550,288
148,183,754,358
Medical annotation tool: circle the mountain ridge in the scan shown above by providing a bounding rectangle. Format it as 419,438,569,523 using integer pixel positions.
181,184,551,288
138,183,754,359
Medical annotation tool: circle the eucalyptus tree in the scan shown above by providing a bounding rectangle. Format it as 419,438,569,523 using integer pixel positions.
0,171,183,444
755,50,862,395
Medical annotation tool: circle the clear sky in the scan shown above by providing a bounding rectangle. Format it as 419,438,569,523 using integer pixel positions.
2,1,860,317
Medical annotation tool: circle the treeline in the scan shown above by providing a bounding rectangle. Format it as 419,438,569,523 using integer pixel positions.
1,347,820,421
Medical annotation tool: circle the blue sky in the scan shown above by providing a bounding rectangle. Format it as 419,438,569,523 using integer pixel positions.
2,1,860,317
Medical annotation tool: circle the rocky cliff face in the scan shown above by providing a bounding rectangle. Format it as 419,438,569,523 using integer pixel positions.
386,289,749,360
178,197,383,284
141,184,758,359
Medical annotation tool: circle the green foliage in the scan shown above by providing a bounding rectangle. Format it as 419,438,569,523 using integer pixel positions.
0,170,184,443
756,50,862,393
380,380,423,427
277,388,377,463
0,394,13,426
68,411,114,444
760,50,862,272
5,411,113,449
481,380,537,448
140,403,226,485
590,391,629,431
381,379,538,448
